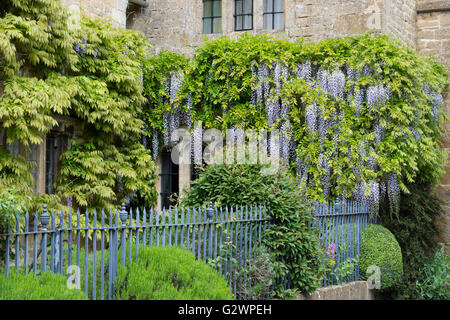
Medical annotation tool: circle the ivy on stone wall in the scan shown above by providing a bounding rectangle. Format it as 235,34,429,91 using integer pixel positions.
144,33,447,216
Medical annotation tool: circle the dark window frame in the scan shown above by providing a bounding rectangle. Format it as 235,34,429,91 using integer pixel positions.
234,0,253,31
203,0,222,34
160,148,179,209
263,0,284,30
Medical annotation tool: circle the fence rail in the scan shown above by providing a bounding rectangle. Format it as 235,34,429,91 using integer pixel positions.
0,200,375,299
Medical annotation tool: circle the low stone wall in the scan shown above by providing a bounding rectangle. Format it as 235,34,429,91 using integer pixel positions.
296,281,376,300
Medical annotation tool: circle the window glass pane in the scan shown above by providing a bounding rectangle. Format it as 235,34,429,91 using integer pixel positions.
236,0,243,15
7,139,19,157
213,0,222,16
213,17,222,33
203,1,212,17
243,15,252,29
264,0,273,13
236,15,243,30
274,0,283,12
264,13,273,29
244,0,252,14
0,129,5,148
203,18,212,33
274,12,284,29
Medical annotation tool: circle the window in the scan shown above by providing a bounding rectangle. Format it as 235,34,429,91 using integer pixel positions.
45,132,69,194
203,0,222,34
235,0,253,31
160,149,179,209
263,0,284,30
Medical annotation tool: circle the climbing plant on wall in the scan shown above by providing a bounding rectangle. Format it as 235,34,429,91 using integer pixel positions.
144,33,447,216
0,0,157,211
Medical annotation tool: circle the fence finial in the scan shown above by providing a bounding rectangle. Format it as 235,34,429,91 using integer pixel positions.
119,203,128,225
41,204,50,230
206,201,214,220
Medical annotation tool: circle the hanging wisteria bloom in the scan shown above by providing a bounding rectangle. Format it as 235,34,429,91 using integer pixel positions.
266,90,280,126
296,61,312,82
306,103,318,133
163,112,170,146
374,120,385,146
317,68,329,94
152,130,159,160
328,69,345,100
387,172,401,216
280,120,292,165
192,123,203,165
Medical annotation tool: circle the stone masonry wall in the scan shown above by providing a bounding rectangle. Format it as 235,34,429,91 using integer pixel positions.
126,0,417,56
61,0,128,28
416,0,450,249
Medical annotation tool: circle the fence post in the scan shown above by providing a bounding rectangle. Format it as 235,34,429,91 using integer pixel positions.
206,202,214,259
119,203,128,267
40,205,50,273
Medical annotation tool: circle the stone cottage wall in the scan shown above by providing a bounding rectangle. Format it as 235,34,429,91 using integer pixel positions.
416,0,450,249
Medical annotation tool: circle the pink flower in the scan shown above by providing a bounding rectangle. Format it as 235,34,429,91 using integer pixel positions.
445,282,449,286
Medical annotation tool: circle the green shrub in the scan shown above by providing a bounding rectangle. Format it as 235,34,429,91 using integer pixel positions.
0,270,87,300
181,160,323,295
415,246,449,300
360,224,403,290
380,182,442,299
115,246,233,300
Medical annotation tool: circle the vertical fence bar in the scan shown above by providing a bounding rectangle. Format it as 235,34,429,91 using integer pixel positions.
14,215,19,272
120,203,128,267
142,208,147,248
5,218,9,276
92,209,97,300
68,209,72,276
41,205,49,273
108,209,113,300
59,210,64,275
227,206,239,296
136,208,140,261
186,207,190,252
207,202,214,260
76,209,80,286
50,210,55,273
156,208,160,247
162,208,166,248
168,207,172,247
100,209,105,300
24,213,29,274
128,208,133,262
197,207,201,260
191,208,195,255
149,208,154,246
174,206,178,247
180,207,185,249
84,209,89,297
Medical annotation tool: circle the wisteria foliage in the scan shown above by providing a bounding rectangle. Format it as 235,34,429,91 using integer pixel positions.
144,35,447,217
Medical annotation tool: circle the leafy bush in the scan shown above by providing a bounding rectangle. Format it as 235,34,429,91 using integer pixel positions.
115,246,233,300
360,224,403,289
0,270,87,300
415,246,449,300
380,182,442,299
181,160,323,295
